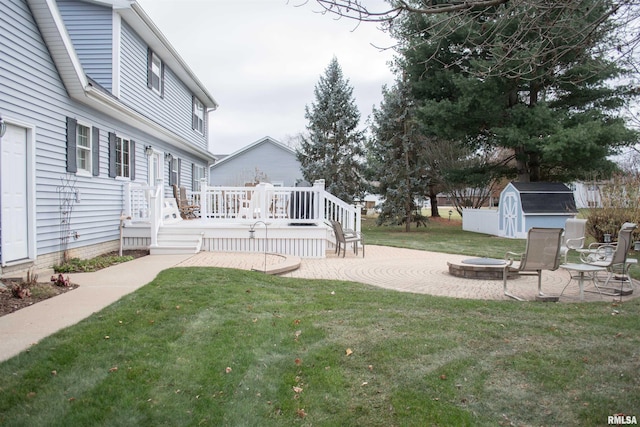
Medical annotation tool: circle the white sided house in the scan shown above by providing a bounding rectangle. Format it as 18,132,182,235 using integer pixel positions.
210,136,303,187
0,0,217,275
0,0,360,274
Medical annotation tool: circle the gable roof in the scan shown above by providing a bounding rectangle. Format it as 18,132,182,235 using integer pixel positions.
27,0,217,161
211,136,296,168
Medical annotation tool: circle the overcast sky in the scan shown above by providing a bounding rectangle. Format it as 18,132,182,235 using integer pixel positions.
136,0,396,155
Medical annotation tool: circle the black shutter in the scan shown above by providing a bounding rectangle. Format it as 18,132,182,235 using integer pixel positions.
177,158,182,186
108,132,116,178
130,140,136,181
160,62,165,98
66,117,77,173
169,157,175,186
146,47,153,89
92,126,100,176
191,95,196,130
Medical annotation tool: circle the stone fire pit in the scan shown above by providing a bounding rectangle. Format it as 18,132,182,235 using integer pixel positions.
447,257,516,280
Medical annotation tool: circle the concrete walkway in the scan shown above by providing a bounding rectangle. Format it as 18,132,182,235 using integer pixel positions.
1,246,636,362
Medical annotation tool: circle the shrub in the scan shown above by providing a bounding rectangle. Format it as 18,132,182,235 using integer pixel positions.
53,254,134,273
584,172,640,242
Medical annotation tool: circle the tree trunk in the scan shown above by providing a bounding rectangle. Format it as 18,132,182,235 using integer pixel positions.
429,185,440,217
515,146,530,182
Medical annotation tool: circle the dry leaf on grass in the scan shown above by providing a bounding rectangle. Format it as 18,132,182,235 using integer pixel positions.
345,348,353,356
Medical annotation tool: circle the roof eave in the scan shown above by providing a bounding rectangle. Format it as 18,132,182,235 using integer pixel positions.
27,0,89,99
86,86,216,162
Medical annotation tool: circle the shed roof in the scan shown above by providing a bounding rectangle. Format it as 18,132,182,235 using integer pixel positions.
511,182,572,193
508,182,577,214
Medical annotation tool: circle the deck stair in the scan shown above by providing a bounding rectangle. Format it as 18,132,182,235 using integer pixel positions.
150,228,203,255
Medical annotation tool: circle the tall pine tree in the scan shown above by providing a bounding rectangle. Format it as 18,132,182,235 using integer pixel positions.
394,1,638,183
297,57,365,204
368,78,430,229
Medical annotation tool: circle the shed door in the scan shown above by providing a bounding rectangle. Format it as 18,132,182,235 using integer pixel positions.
502,193,518,238
1,124,30,263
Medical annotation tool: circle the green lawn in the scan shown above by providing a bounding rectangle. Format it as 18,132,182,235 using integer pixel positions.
362,215,523,259
362,213,639,278
1,219,639,426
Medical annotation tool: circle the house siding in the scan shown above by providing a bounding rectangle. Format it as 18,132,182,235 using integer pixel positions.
119,21,208,151
57,0,113,91
1,0,211,269
210,139,303,186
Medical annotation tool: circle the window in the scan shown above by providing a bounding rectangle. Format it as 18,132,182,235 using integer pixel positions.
147,48,164,96
116,137,131,178
66,117,99,176
108,132,135,179
192,97,204,134
169,156,180,186
76,123,91,173
193,164,204,191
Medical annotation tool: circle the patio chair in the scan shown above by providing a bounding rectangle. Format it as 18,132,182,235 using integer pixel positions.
559,218,587,262
503,227,564,301
580,222,637,295
330,219,365,258
172,185,199,219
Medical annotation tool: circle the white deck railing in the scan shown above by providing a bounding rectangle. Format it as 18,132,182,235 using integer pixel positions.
123,182,153,222
196,181,321,225
123,179,360,234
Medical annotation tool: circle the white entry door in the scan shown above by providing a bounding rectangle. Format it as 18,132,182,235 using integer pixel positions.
1,124,30,263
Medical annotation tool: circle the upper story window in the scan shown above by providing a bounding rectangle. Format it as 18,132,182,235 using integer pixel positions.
116,136,131,178
147,48,164,96
192,96,204,134
76,123,92,174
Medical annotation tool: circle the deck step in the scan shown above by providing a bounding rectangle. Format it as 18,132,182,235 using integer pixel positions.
151,230,203,255
150,246,200,255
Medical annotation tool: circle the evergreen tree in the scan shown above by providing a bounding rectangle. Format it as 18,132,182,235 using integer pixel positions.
297,58,365,203
368,79,429,230
394,1,638,183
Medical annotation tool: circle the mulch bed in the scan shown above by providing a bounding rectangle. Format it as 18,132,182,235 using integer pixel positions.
0,250,148,318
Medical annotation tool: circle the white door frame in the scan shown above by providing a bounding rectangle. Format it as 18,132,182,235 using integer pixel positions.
1,117,37,266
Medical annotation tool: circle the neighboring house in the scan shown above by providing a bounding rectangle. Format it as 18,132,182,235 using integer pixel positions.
210,136,303,187
570,182,603,209
0,0,217,275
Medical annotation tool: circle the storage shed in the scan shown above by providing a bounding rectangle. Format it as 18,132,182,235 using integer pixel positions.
498,182,578,238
